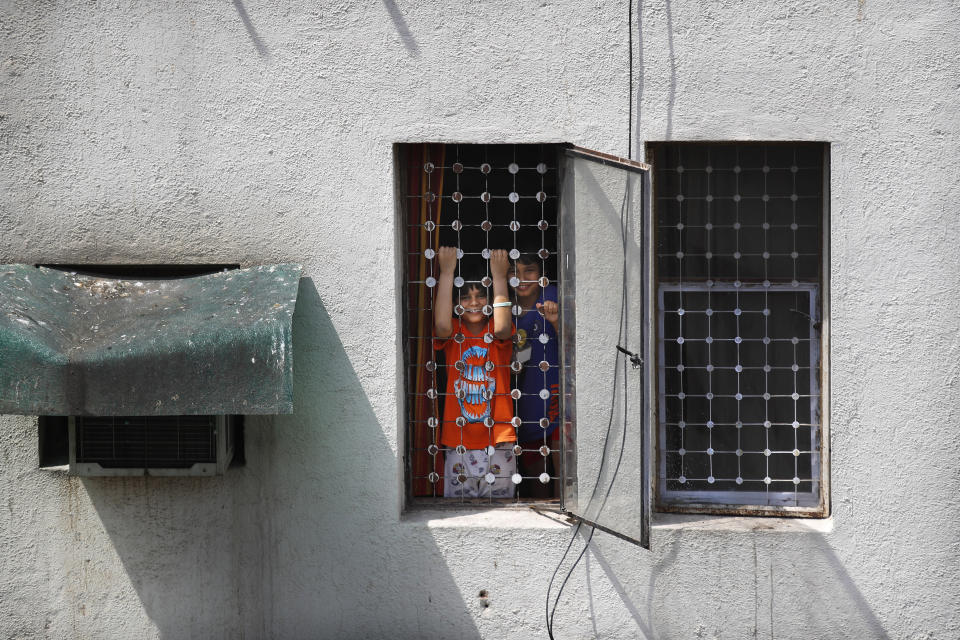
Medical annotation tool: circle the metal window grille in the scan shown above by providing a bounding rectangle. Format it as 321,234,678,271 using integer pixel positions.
402,143,562,503
651,142,827,514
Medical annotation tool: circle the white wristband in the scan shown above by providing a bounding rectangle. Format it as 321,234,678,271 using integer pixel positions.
492,301,512,308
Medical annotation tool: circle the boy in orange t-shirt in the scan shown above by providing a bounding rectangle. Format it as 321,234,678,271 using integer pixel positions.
434,246,518,498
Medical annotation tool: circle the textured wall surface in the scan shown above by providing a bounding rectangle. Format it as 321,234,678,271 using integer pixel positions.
1,1,959,638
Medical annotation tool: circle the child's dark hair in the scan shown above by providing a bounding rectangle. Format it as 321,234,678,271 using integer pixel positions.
516,252,539,267
515,241,543,268
456,265,490,302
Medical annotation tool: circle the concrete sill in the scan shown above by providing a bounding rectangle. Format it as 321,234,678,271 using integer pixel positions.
403,509,832,533
403,507,571,530
652,512,833,533
38,465,70,474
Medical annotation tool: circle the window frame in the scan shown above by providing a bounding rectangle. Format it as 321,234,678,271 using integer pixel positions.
656,282,823,511
397,142,570,509
397,144,652,545
398,141,829,524
646,141,831,519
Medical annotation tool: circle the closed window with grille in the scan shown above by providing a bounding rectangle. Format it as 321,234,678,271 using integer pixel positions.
650,142,828,516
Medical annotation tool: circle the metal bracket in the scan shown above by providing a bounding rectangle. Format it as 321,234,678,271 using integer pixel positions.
616,345,643,369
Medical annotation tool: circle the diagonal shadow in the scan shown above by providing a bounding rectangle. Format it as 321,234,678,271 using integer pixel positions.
587,541,656,639
232,0,270,58
381,0,420,57
577,526,893,638
75,278,481,638
635,0,645,156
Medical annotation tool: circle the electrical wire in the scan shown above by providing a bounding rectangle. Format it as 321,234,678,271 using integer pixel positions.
545,7,640,635
546,171,636,640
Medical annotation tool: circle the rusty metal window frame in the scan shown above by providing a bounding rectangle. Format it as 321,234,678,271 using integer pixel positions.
648,141,830,518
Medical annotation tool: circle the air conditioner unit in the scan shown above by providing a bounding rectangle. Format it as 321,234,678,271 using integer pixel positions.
68,415,237,476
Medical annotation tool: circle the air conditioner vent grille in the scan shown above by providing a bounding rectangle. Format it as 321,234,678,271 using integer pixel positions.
76,416,217,468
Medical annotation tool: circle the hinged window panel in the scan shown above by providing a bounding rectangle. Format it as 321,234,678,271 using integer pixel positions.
559,147,650,548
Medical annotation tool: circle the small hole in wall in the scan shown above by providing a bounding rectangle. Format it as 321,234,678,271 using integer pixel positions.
478,590,488,598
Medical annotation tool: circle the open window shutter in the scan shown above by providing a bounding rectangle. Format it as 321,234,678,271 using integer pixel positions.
559,146,650,549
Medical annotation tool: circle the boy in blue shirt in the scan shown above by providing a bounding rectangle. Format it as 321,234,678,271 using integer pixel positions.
509,251,560,498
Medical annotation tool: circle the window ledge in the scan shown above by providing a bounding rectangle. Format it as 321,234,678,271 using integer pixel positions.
38,465,69,474
652,512,833,533
403,507,570,530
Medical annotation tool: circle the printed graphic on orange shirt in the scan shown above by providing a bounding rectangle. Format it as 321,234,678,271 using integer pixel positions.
455,346,495,423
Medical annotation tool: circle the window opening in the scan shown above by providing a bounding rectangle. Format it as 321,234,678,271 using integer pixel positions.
38,416,69,467
650,142,827,515
402,143,561,503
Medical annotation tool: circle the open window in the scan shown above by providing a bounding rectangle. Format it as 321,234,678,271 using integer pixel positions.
399,143,651,548
400,144,565,503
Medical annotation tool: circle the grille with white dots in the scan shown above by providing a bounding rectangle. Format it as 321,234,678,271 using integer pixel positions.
407,144,562,500
653,142,824,508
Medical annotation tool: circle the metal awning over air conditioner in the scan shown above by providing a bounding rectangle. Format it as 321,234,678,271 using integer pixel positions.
0,263,301,416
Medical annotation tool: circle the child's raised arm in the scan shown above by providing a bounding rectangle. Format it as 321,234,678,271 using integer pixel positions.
489,250,512,340
433,246,457,339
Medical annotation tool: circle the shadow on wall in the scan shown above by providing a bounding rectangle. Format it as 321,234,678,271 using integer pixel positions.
381,0,420,57
231,0,270,58
553,526,892,639
632,0,677,148
664,0,676,140
78,278,482,639
634,0,645,156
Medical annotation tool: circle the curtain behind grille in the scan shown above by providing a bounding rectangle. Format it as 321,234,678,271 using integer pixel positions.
407,144,445,496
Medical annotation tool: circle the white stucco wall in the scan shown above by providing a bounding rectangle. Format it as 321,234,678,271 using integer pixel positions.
1,1,958,638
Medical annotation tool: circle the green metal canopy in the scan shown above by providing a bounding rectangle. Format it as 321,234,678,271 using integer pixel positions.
0,264,302,416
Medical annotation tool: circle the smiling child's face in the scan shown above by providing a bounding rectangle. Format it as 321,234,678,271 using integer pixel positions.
509,260,541,305
458,285,488,328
